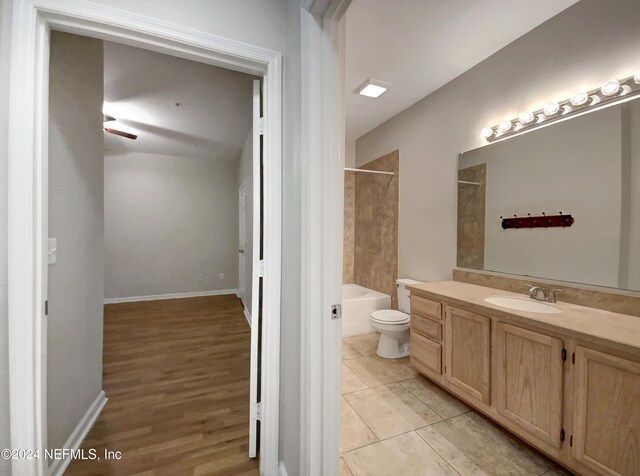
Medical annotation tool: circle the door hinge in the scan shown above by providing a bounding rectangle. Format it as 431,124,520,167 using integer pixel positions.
570,434,573,447
255,402,262,421
572,352,575,364
561,348,567,361
258,260,264,277
259,117,264,135
45,300,48,316
331,304,342,320
560,429,565,442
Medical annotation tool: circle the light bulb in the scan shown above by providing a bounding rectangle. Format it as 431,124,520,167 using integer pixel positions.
601,79,621,96
498,120,513,133
570,91,589,106
543,102,560,116
634,70,640,84
519,111,535,125
481,126,494,139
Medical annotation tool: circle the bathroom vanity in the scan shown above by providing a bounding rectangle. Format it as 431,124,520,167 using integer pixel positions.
407,280,640,476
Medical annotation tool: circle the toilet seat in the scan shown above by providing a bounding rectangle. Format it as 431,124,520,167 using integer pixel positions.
371,309,410,325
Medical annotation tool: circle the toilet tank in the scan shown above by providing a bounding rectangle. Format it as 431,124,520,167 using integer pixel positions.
396,278,422,313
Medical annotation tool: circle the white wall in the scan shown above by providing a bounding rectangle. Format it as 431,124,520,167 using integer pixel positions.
460,106,622,288
238,129,254,318
356,0,640,286
47,32,105,453
0,0,12,470
279,1,302,473
104,152,239,299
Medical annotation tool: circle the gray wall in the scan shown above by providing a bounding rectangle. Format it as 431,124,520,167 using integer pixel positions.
47,32,105,453
629,101,640,290
104,152,239,299
460,106,623,288
0,0,12,471
238,129,254,318
356,0,640,286
0,1,303,474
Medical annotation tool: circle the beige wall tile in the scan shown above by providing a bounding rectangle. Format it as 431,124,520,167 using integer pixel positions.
353,150,400,306
457,164,486,269
343,171,356,283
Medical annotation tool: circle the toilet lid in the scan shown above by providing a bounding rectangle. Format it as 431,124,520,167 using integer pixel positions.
371,310,410,324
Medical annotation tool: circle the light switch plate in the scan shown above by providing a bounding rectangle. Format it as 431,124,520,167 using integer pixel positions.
48,238,57,265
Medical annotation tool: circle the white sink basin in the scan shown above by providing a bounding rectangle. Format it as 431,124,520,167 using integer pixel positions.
485,297,561,314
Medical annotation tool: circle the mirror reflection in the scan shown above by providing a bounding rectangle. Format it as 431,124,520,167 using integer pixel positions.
458,98,640,291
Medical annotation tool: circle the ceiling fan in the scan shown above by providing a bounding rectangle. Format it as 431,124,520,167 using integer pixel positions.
103,113,138,140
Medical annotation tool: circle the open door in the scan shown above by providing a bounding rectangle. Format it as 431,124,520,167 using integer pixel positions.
248,79,263,459
238,183,247,304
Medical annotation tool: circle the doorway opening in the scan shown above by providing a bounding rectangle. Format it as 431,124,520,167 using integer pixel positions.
7,5,281,475
45,32,264,475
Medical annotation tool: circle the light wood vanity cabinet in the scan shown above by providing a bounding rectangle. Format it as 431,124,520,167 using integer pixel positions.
573,346,640,476
444,306,491,404
409,290,640,476
494,322,564,449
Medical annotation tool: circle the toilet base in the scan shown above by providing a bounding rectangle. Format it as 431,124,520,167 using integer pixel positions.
376,329,410,359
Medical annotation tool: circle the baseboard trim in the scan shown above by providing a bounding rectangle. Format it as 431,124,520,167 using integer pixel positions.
244,308,252,327
279,461,289,476
104,289,240,304
49,391,108,476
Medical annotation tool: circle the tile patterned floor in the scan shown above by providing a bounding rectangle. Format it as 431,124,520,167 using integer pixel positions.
340,334,574,476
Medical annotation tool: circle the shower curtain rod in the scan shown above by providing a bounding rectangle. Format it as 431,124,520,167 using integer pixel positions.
344,168,395,176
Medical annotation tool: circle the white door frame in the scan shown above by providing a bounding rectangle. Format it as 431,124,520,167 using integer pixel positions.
300,1,350,475
6,1,282,475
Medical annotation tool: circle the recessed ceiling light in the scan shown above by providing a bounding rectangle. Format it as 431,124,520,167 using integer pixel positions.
356,78,391,98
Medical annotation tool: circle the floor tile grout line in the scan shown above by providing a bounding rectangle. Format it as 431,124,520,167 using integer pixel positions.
397,379,470,421
340,408,471,457
342,383,458,449
340,395,380,448
414,427,465,476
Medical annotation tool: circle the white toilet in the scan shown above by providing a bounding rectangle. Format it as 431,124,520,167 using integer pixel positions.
370,278,422,359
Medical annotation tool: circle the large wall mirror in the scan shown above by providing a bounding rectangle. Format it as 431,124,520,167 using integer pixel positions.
457,97,640,292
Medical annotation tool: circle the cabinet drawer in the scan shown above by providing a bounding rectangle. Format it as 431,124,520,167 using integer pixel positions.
411,313,442,341
411,295,442,321
410,331,442,375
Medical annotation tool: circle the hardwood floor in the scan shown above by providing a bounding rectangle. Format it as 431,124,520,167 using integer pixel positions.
65,295,259,476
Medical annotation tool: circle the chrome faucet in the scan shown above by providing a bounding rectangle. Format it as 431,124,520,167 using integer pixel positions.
546,289,563,303
525,284,546,301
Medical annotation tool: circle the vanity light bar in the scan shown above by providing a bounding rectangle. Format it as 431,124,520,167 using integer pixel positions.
481,69,640,142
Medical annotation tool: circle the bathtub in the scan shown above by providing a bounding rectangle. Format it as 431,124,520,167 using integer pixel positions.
342,284,391,337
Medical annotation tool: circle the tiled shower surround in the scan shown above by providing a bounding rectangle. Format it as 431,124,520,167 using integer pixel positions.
344,150,400,305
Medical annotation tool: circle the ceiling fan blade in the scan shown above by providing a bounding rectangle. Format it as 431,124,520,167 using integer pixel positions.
103,113,116,122
104,128,137,140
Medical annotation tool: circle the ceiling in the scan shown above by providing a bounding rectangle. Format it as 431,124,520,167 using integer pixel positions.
345,0,580,141
104,42,257,159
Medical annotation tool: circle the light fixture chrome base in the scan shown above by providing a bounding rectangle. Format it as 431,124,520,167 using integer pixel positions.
484,73,640,142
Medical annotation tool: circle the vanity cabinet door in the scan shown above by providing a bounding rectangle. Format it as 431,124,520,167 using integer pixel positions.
573,346,640,476
444,307,491,404
495,323,563,449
